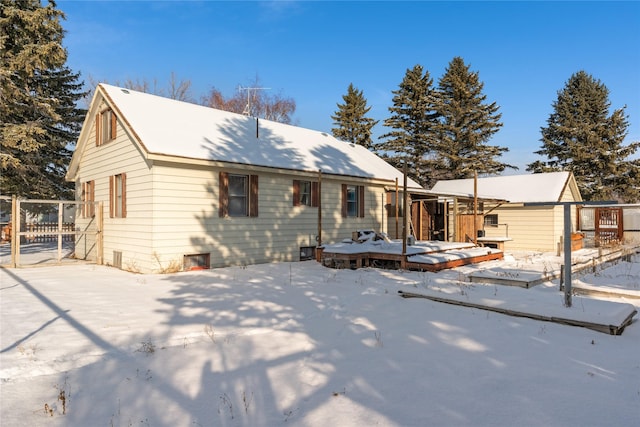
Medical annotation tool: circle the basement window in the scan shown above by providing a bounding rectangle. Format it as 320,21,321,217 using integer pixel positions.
183,253,210,271
113,251,122,269
299,246,315,261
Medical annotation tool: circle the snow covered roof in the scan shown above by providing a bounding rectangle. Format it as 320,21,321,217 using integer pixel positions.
91,84,422,188
430,172,580,203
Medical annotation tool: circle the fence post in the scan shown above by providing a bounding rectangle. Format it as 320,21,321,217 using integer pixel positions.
97,201,104,265
10,195,17,267
57,201,63,262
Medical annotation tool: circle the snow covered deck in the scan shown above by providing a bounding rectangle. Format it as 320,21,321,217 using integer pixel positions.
320,235,503,271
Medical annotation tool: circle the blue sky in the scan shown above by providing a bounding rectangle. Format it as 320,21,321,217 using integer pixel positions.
58,0,640,173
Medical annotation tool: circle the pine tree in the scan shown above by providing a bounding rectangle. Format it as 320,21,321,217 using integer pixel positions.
0,0,86,199
432,57,515,180
528,71,639,202
331,83,378,149
376,64,439,187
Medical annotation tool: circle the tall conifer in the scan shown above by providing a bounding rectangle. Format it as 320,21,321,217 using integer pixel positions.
528,71,639,201
331,83,378,149
376,65,439,187
431,57,515,180
0,0,86,199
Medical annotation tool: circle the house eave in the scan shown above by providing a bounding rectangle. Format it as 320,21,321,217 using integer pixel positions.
146,151,404,185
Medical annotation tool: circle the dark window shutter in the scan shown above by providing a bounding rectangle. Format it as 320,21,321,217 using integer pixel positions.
249,174,259,217
341,184,347,218
219,172,228,217
121,173,127,218
109,176,114,218
358,186,365,217
311,182,319,207
95,115,101,146
111,111,117,139
293,180,300,206
82,182,87,217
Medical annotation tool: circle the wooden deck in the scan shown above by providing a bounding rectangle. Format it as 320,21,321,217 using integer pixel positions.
320,240,503,272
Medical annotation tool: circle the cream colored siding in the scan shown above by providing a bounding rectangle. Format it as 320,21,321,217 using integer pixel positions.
75,104,154,272
72,91,399,273
148,162,387,272
483,205,557,252
548,187,579,252
479,184,581,253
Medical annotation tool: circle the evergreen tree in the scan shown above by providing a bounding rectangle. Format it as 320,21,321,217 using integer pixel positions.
528,71,639,202
0,0,86,199
331,83,378,149
376,64,439,187
432,57,515,180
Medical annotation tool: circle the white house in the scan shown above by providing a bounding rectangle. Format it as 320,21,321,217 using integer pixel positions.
429,172,583,252
66,84,423,273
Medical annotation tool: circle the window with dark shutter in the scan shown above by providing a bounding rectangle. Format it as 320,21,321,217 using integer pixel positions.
109,173,126,218
82,181,95,218
96,109,117,146
293,180,301,206
342,184,365,218
220,173,258,217
293,180,315,207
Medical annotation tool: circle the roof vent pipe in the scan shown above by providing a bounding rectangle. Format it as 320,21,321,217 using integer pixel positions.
256,117,259,139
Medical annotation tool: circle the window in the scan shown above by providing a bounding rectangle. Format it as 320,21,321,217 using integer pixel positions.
82,180,95,218
299,181,311,206
293,180,319,207
341,184,365,218
109,173,126,218
184,253,210,271
229,174,248,216
484,214,498,226
219,172,258,217
96,108,117,146
299,246,315,261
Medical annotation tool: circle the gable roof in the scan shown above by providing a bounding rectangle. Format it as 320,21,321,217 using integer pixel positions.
430,172,582,203
68,84,422,188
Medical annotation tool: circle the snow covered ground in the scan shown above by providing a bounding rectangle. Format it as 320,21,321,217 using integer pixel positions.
1,251,639,426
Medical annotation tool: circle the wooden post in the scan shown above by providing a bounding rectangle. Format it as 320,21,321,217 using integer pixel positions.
563,204,572,307
452,197,458,242
97,201,104,265
317,169,322,248
473,171,478,245
395,177,399,239
381,193,385,234
57,201,63,262
444,201,448,241
401,162,408,268
10,195,17,268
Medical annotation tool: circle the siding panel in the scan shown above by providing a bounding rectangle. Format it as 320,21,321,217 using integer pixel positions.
150,165,386,271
